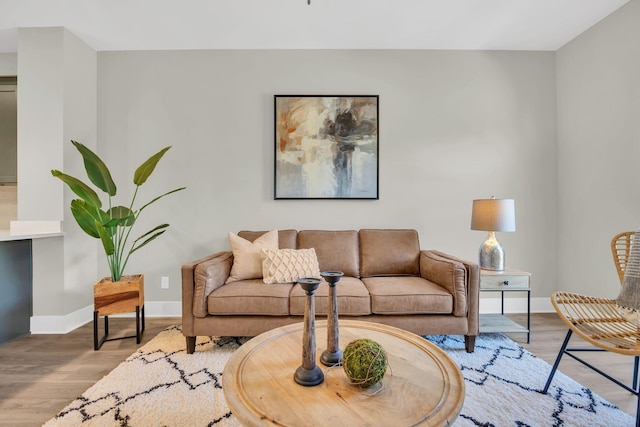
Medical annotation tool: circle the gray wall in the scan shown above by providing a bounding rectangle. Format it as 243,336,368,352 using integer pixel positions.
14,5,638,319
17,28,98,317
556,0,640,297
0,53,16,76
3,2,637,324
98,49,558,303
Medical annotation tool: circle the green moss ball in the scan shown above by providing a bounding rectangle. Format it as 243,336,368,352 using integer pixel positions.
342,338,388,388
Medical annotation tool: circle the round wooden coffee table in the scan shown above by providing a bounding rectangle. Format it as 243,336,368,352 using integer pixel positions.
223,320,464,426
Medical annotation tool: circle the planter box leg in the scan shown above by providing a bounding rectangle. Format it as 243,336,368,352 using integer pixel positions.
94,311,109,351
135,305,146,344
94,305,144,351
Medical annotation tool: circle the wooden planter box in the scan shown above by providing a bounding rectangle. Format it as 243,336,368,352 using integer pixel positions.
93,274,145,350
94,274,145,316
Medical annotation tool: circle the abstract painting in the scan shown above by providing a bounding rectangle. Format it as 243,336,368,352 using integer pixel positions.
274,95,379,199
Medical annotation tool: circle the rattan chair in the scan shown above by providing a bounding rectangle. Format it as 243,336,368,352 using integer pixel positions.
543,231,640,427
613,231,635,284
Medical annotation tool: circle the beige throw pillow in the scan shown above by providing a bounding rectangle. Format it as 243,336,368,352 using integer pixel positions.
226,230,279,283
261,248,321,284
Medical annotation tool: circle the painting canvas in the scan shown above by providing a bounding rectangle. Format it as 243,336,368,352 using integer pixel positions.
274,95,379,199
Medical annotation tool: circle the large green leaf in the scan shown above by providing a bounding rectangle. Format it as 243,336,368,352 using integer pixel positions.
51,170,102,208
130,227,168,254
103,217,133,229
138,187,186,213
133,146,171,186
71,198,108,219
134,224,169,243
70,200,101,238
107,206,136,227
96,221,115,256
71,140,117,196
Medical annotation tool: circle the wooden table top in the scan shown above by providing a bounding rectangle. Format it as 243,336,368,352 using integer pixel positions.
223,320,465,427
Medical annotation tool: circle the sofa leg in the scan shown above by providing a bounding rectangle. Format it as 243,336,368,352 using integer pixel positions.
186,336,196,354
465,335,476,353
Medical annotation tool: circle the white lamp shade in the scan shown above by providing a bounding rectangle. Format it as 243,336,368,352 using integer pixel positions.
471,199,516,232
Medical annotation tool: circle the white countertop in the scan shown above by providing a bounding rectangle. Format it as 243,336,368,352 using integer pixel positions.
0,220,64,241
0,230,64,242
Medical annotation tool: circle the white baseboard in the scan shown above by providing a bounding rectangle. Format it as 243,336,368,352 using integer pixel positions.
30,297,553,334
30,305,95,334
143,301,182,317
30,301,182,334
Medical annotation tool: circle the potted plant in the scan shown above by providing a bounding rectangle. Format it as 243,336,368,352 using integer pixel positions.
52,140,185,347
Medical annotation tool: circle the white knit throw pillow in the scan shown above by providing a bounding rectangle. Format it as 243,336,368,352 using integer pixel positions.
616,230,640,325
261,248,321,284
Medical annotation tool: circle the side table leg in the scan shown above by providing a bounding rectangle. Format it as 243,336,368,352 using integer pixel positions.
136,306,141,344
527,290,531,343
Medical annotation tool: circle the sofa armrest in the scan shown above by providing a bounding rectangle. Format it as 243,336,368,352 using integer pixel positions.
181,251,233,325
420,250,479,322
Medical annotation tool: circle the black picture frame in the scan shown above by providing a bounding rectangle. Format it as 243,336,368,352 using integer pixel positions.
274,95,379,200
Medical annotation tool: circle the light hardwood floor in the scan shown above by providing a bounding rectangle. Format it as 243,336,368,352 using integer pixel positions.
0,314,637,426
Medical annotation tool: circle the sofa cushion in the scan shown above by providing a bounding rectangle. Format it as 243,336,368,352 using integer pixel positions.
297,230,360,277
208,280,293,315
362,276,453,314
360,229,420,277
226,229,279,283
289,276,371,316
238,229,297,249
261,248,321,284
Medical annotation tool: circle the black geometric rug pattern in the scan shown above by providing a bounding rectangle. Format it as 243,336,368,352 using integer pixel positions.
426,334,633,426
44,326,634,426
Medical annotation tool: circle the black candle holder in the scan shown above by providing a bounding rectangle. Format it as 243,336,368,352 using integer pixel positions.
320,271,344,366
294,277,324,386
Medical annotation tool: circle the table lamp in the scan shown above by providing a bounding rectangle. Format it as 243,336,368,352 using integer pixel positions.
470,197,516,271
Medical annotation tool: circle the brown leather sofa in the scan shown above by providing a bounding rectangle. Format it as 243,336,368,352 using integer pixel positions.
181,229,480,353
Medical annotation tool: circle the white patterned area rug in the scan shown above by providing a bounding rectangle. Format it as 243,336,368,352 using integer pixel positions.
44,325,634,427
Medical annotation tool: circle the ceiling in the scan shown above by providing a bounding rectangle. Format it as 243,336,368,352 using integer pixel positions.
0,0,631,53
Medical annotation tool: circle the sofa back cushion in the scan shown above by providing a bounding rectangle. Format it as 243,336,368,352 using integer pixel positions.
360,229,420,277
238,229,297,249
297,230,360,277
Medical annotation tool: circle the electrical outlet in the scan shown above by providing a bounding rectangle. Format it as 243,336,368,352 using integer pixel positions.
161,276,169,289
